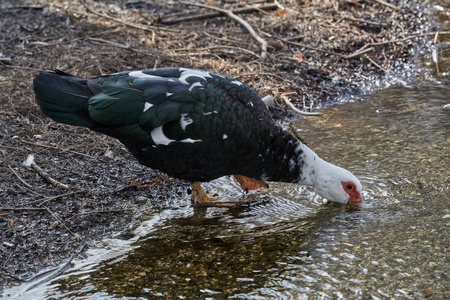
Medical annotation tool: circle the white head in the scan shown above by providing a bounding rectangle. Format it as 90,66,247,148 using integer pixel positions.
298,145,363,204
314,161,363,204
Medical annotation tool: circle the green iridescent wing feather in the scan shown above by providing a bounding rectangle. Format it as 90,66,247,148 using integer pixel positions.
82,68,268,146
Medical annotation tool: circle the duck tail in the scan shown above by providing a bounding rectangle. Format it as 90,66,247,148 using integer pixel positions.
33,70,96,127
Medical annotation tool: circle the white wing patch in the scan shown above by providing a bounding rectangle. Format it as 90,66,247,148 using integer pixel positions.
189,81,203,91
151,126,174,146
179,68,212,85
180,138,201,143
129,71,162,80
260,172,270,181
202,110,218,116
180,113,193,130
230,80,243,86
143,102,153,112
151,126,200,145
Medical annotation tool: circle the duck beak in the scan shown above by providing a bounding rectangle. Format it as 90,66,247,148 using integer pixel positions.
349,193,362,203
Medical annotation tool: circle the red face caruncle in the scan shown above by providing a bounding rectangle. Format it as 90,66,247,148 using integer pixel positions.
341,181,362,203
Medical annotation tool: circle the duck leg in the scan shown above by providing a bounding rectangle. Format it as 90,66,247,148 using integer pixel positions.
190,182,219,204
233,175,269,193
191,177,269,206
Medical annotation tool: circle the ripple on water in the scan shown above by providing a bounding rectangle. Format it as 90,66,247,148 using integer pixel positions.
201,177,320,232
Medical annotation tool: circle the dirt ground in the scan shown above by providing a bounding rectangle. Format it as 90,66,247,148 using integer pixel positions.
0,0,443,290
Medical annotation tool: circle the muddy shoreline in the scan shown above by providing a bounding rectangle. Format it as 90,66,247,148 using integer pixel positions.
0,0,444,290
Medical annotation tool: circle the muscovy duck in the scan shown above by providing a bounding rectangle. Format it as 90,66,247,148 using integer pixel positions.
33,68,362,204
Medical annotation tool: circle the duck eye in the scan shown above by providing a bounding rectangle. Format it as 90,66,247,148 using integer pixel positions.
346,184,353,190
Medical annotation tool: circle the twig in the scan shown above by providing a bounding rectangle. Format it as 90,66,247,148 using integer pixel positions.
244,3,273,16
0,64,40,71
4,263,63,283
366,31,450,47
433,31,440,44
87,37,166,59
24,255,75,292
88,36,185,63
19,192,73,206
72,191,95,204
179,1,268,59
212,45,261,58
0,57,12,65
161,3,278,25
8,165,34,190
366,55,390,73
202,31,242,43
278,37,345,56
44,206,78,238
113,176,162,193
234,72,292,83
373,0,400,11
82,1,160,34
25,191,75,207
65,209,133,222
344,46,375,59
170,51,212,57
31,163,70,189
112,184,135,194
7,244,85,285
433,31,440,75
344,16,388,27
88,37,132,50
23,154,70,190
43,206,64,225
343,31,450,59
20,139,97,159
0,207,47,211
280,93,322,116
4,4,43,9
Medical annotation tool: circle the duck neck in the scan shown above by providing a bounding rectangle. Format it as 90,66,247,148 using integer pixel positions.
257,132,322,184
293,143,323,186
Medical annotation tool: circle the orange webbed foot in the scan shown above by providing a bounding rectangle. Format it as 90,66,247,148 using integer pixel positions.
233,175,269,192
190,182,220,204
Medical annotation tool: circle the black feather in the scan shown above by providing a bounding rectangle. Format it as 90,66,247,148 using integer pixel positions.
33,68,305,183
33,70,95,127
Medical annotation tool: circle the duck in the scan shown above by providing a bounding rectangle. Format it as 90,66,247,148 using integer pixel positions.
33,68,362,204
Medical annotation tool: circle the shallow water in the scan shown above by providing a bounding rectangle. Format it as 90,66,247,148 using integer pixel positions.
3,81,449,299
